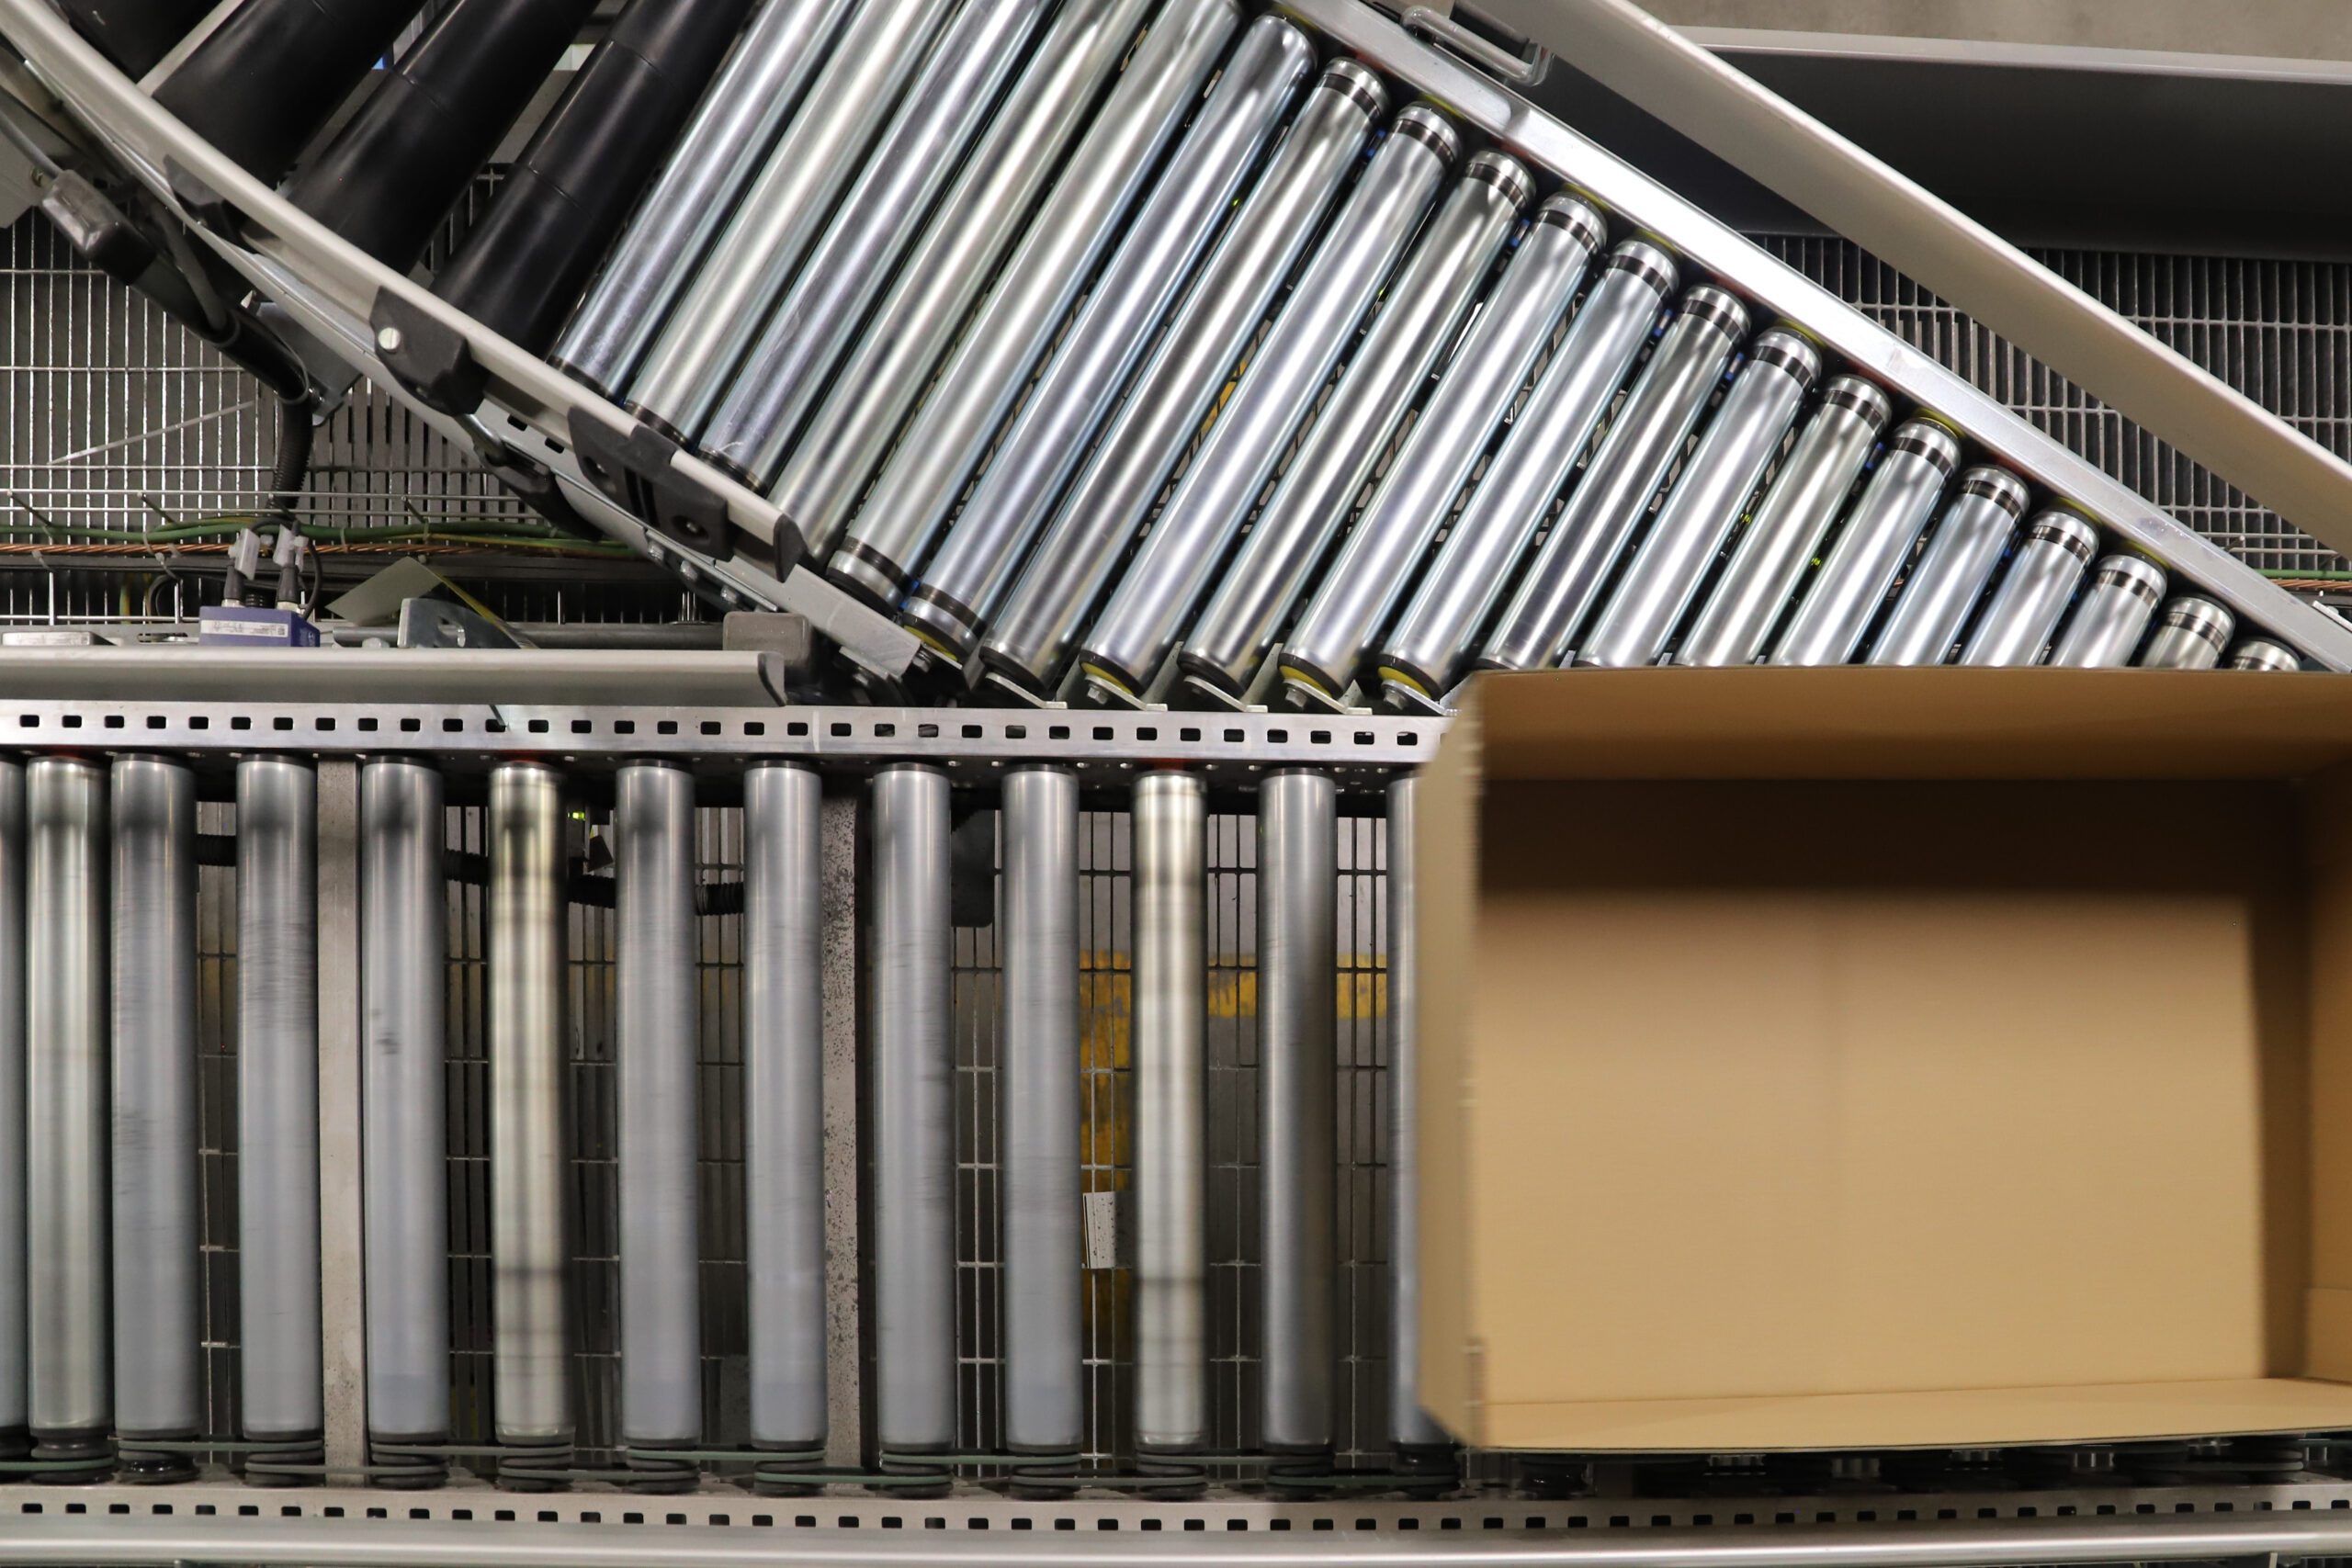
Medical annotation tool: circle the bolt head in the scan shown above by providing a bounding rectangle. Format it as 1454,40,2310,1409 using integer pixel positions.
376,325,402,354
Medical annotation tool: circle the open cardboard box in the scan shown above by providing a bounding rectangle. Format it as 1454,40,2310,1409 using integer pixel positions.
1415,668,2352,1452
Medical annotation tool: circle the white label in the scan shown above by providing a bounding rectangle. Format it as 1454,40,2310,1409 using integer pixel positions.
1083,1190,1118,1270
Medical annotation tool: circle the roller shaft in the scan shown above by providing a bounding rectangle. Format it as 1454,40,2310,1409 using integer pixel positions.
696,0,1057,481
1199,153,1544,705
1385,775,1447,1455
359,761,450,1449
58,0,211,76
1000,768,1082,1454
1957,511,2099,668
1259,771,1337,1455
743,763,826,1450
238,757,322,1443
900,14,1317,660
1770,420,1962,667
153,0,428,184
26,757,109,1455
829,0,1245,613
1079,105,1461,701
2048,555,2166,668
491,762,571,1449
1261,191,1599,705
871,766,955,1453
109,757,201,1446
1477,286,1750,673
1673,377,1893,669
1864,467,2030,667
616,763,702,1451
978,60,1385,700
1132,771,1205,1452
625,0,958,435
772,0,1158,560
1577,331,1821,670
549,0,858,396
2138,596,2235,670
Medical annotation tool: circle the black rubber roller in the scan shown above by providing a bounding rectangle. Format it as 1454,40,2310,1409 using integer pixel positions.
433,0,756,353
153,0,427,184
57,0,213,77
284,0,601,273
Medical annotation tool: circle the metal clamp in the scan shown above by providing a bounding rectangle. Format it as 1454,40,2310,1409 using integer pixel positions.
1402,4,1551,84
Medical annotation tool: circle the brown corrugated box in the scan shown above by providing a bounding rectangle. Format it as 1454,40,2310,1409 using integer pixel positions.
1416,668,2352,1451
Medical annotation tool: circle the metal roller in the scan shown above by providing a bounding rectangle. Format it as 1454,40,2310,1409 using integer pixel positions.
1575,329,1823,670
237,758,323,1458
0,761,19,1459
1475,285,1752,674
490,761,572,1467
2048,554,2166,669
1132,771,1205,1454
26,756,108,1462
1000,767,1081,1456
1077,104,1462,705
2137,596,2236,670
1384,774,1448,1461
433,0,761,355
1259,770,1337,1458
977,60,1387,702
2230,638,2303,672
827,0,1245,613
282,0,599,273
771,0,1159,561
900,14,1317,663
1769,419,1963,668
1865,465,2032,667
1375,240,1677,709
153,0,428,185
1956,509,2099,668
870,765,954,1456
695,0,1056,479
359,760,450,1472
623,0,958,435
616,763,702,1473
743,763,826,1455
1193,164,1566,709
549,0,858,396
109,757,200,1475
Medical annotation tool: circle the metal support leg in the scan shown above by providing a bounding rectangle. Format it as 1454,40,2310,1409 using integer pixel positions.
0,761,20,1461
1133,771,1206,1458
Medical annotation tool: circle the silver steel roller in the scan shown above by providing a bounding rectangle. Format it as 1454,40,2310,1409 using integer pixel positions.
1384,774,1448,1461
978,59,1387,702
490,761,572,1461
1376,239,1677,708
623,0,957,435
1865,465,2031,667
1183,156,1548,708
1000,767,1082,1455
828,0,1244,614
1079,103,1462,704
695,0,1055,480
26,756,107,1461
1132,770,1206,1453
2230,638,2302,672
1673,376,1893,669
743,762,827,1455
1958,510,2099,667
1259,769,1338,1457
237,757,323,1452
772,0,1159,560
870,764,955,1456
1253,189,1600,711
616,762,703,1467
2138,595,2235,670
1577,329,1823,670
0,761,20,1457
109,756,201,1467
1476,285,1751,673
548,0,858,396
1770,418,1962,667
2048,554,2166,668
900,13,1317,664
359,759,450,1459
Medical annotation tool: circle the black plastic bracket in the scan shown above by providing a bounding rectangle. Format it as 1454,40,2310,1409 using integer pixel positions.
566,408,735,562
38,170,153,286
163,157,244,238
370,289,489,419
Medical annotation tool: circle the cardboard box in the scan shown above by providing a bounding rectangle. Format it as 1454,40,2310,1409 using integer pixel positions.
1416,668,2352,1452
